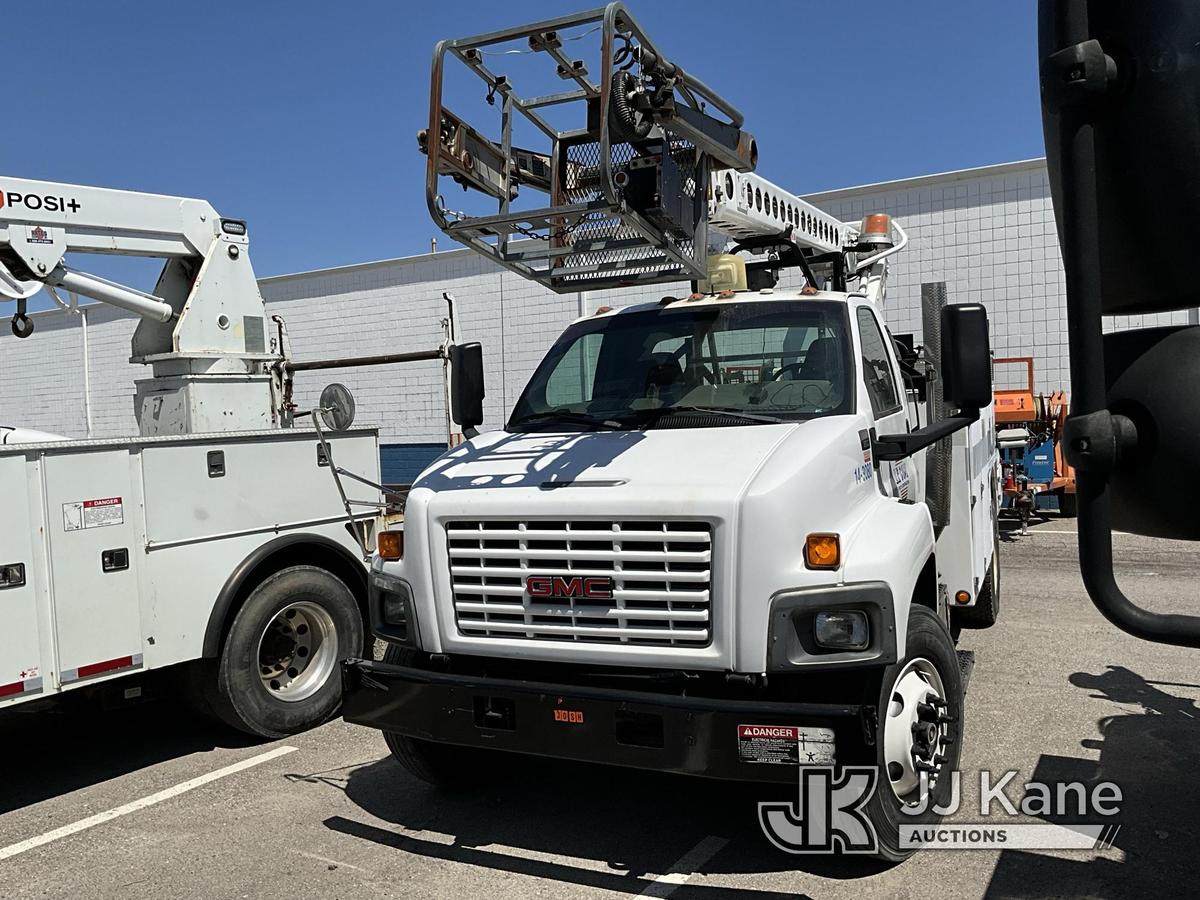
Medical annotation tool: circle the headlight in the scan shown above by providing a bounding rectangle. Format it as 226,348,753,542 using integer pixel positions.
813,610,869,651
372,574,417,645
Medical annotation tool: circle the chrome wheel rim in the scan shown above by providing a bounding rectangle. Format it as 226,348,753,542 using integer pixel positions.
883,657,948,806
256,601,338,703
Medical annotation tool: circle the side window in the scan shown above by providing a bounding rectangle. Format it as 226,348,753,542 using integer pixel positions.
855,308,900,417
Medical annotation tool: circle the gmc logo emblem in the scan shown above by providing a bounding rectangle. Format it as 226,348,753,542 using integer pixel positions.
526,575,613,600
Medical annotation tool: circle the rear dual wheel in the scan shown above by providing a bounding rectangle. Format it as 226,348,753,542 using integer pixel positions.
953,527,1001,630
206,565,363,738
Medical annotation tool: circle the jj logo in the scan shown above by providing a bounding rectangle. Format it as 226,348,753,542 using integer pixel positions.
758,767,879,854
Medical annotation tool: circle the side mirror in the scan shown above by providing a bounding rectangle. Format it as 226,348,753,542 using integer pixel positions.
940,303,992,411
1040,1,1200,646
449,342,485,432
873,304,990,463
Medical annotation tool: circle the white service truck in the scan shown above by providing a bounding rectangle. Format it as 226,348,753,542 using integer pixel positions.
342,5,1000,861
0,177,467,736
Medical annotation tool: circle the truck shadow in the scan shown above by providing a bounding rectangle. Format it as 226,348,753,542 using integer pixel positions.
327,751,895,897
0,672,259,815
414,430,644,493
983,665,1200,899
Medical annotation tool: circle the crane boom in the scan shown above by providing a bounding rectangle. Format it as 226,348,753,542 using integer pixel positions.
0,177,258,327
418,3,905,296
1,176,279,435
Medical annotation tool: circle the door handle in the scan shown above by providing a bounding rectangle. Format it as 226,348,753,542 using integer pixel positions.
0,563,26,589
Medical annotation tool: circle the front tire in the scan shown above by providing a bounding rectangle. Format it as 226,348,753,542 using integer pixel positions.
209,565,363,738
381,644,518,789
861,604,964,862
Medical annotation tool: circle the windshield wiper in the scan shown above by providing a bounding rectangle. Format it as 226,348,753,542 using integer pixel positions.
509,410,630,430
649,405,784,425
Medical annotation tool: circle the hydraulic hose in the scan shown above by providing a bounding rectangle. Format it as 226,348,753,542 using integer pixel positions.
610,70,652,143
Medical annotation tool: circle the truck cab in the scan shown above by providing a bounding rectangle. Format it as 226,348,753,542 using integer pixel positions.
345,4,998,858
380,288,942,669
344,264,999,860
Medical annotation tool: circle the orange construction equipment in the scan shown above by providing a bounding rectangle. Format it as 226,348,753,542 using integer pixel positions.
994,357,1076,529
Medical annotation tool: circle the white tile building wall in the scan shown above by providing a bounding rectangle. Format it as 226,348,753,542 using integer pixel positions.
806,158,1193,393
3,159,1192,443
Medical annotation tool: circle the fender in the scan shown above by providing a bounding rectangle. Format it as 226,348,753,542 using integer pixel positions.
841,499,936,659
202,533,368,658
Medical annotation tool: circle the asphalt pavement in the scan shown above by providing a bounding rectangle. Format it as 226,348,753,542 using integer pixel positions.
2,516,1198,899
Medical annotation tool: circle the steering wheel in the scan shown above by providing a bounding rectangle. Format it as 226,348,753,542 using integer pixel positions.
770,362,806,381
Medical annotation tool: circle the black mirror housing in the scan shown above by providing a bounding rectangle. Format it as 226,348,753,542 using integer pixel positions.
940,304,992,411
1098,325,1200,540
449,342,485,431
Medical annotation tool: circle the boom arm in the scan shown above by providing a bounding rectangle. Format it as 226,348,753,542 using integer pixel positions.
417,6,906,297
1,176,278,436
0,176,268,357
0,177,228,318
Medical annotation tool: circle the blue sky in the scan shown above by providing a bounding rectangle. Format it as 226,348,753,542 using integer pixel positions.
6,1,1041,285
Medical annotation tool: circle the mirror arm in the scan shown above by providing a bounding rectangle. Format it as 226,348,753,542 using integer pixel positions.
1043,3,1200,648
1076,481,1200,647
873,410,979,463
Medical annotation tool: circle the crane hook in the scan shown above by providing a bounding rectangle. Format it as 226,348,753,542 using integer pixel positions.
11,299,34,339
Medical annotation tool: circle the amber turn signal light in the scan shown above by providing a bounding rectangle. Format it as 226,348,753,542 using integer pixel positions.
378,530,404,561
955,590,971,605
805,533,840,569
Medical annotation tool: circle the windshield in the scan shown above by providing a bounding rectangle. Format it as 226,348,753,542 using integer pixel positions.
509,300,854,430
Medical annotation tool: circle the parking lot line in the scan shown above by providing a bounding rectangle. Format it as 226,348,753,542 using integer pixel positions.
0,745,297,863
639,835,729,898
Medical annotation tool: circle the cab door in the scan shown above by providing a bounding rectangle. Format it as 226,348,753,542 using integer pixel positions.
855,306,912,500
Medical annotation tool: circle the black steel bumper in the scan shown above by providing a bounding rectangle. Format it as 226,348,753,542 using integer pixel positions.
341,658,868,783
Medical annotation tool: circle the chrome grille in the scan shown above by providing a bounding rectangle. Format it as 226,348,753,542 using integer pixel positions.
446,520,713,646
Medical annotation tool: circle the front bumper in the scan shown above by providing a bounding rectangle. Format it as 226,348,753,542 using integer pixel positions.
341,658,869,783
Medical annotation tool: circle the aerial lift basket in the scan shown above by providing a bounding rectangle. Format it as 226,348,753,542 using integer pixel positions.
420,3,758,293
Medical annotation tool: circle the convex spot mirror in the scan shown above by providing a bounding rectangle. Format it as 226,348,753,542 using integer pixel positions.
940,304,992,411
318,382,356,432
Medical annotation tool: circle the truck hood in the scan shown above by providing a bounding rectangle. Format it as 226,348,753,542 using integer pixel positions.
397,416,875,670
414,424,800,497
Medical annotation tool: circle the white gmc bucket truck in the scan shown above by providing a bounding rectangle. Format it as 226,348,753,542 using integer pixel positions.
340,4,1000,859
0,176,475,737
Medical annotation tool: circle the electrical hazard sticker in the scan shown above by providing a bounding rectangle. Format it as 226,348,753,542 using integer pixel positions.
63,497,124,532
737,724,836,766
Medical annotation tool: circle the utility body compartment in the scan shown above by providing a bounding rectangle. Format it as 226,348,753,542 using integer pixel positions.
0,428,380,707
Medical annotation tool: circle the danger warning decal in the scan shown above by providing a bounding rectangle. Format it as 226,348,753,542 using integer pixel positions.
63,497,124,532
737,724,836,766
